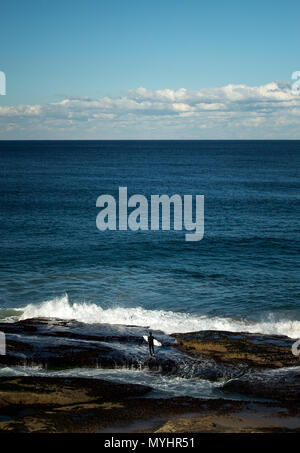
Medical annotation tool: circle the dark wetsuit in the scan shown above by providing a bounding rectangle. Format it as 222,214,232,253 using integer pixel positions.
148,335,154,356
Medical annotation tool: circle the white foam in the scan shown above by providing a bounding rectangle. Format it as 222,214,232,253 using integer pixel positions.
0,366,227,399
16,294,300,339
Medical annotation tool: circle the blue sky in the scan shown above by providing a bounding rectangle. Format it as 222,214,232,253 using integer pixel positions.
0,0,300,138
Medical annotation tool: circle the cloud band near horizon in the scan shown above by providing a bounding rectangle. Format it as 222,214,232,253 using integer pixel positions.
0,81,300,139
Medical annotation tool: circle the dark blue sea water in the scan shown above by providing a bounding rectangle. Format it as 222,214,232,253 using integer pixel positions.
0,140,299,337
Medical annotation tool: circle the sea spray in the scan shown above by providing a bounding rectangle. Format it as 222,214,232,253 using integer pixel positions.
14,294,300,339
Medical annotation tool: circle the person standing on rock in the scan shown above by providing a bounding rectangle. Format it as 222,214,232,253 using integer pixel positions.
148,331,155,357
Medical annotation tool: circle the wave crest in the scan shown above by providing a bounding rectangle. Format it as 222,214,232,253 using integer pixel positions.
15,295,300,338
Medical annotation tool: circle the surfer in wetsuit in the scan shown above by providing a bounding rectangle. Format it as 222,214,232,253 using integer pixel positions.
148,331,155,357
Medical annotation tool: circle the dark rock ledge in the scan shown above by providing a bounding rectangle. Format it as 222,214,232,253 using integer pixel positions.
0,318,243,380
0,376,300,433
0,318,300,403
172,330,299,369
223,366,300,400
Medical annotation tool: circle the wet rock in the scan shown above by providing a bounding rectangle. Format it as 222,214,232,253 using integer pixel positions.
0,317,173,344
223,367,300,400
0,377,299,433
0,318,240,380
155,406,300,433
0,318,173,370
0,376,151,409
172,330,299,369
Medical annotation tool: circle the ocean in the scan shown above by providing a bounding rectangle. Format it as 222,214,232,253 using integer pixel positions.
0,140,299,338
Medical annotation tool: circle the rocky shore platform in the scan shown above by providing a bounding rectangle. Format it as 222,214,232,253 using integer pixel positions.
0,376,299,433
0,317,299,432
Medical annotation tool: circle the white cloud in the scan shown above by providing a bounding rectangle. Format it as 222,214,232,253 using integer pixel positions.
0,81,300,138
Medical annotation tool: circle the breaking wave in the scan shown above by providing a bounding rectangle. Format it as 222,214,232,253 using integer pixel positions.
2,294,296,339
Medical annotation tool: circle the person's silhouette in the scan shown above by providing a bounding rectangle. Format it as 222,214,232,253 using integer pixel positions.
148,331,155,356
